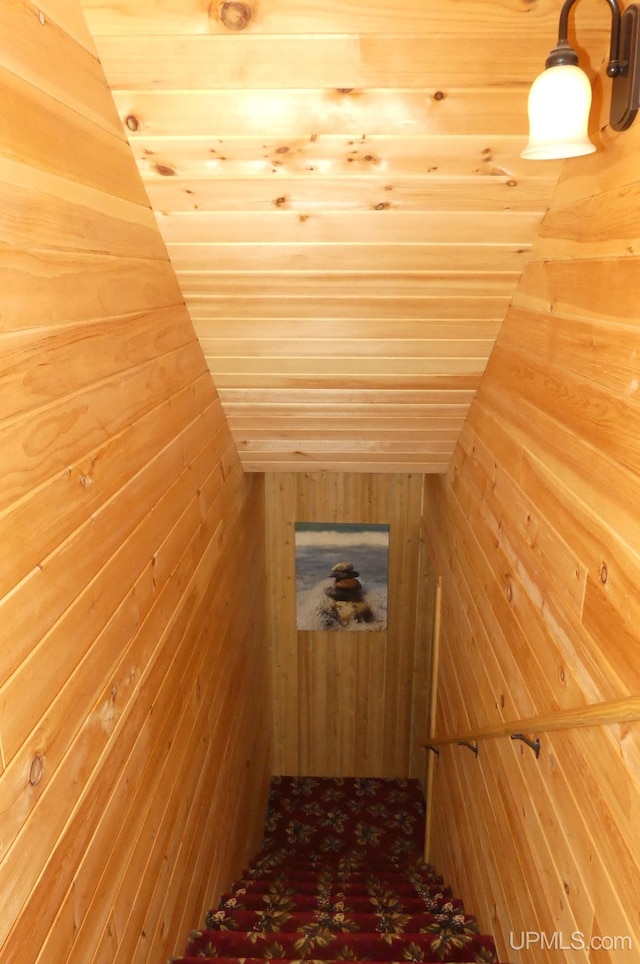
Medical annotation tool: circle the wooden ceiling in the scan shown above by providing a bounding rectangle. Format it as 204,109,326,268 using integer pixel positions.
81,0,607,473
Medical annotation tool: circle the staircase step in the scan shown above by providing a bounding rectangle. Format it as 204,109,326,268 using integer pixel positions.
245,864,440,880
203,908,476,933
181,930,497,962
244,867,443,881
236,870,445,885
175,959,508,964
232,880,446,899
218,892,462,914
183,928,498,962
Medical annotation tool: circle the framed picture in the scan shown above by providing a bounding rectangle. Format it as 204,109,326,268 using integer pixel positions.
295,523,389,631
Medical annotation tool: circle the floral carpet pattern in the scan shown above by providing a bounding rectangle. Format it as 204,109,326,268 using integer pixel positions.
172,777,502,964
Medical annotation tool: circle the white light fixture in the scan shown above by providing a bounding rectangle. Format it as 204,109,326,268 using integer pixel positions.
522,0,640,160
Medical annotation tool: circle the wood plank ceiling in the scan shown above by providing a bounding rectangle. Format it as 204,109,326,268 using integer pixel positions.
80,0,607,473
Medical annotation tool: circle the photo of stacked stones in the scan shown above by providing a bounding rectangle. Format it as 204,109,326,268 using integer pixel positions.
323,562,375,627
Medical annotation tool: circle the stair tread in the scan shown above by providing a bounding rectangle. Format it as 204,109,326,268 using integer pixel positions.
233,884,446,898
184,929,498,962
241,864,442,883
203,909,477,932
219,894,463,913
174,959,512,963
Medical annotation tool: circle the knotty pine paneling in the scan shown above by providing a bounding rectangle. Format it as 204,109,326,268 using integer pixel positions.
137,138,555,198
0,4,271,963
81,0,607,37
82,0,591,473
422,85,640,964
265,472,433,779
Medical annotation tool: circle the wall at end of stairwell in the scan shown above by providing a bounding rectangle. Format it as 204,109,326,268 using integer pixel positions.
422,119,640,961
0,5,271,964
265,472,434,779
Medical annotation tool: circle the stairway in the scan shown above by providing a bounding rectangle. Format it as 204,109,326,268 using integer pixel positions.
171,776,505,964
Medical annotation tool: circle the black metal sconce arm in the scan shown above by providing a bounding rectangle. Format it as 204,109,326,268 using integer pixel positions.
549,0,623,75
542,0,640,130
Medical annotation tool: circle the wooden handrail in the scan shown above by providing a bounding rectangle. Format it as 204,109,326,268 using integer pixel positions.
424,694,640,748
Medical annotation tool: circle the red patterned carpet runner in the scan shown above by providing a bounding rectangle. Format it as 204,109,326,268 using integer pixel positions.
172,777,503,964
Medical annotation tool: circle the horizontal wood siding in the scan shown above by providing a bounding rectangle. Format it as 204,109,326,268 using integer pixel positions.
422,110,640,961
0,4,271,963
265,472,431,779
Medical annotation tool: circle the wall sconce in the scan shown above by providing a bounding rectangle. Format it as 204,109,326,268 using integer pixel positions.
522,0,640,159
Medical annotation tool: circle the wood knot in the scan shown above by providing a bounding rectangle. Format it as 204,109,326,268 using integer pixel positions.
124,114,140,132
30,754,45,786
600,562,608,584
433,90,445,101
154,163,176,177
217,1,252,30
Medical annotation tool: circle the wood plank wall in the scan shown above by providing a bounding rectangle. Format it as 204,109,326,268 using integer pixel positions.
422,104,640,962
0,4,271,963
79,0,586,473
265,472,433,779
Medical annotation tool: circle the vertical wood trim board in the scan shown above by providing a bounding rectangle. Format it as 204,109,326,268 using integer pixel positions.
423,575,441,863
265,472,432,779
0,4,271,963
421,121,640,962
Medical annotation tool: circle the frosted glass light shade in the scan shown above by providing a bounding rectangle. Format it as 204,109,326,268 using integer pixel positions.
521,63,596,159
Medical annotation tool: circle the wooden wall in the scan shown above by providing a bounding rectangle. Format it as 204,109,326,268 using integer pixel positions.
265,472,434,779
423,105,640,960
0,4,271,963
